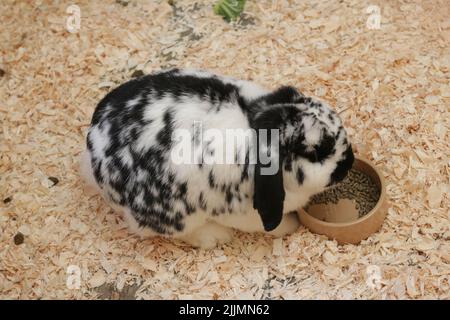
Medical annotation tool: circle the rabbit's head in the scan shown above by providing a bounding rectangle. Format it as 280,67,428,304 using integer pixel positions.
250,86,354,231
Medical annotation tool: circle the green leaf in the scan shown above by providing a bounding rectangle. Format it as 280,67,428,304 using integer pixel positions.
214,0,247,22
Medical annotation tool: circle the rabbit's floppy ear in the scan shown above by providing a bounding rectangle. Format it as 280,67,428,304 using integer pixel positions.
252,109,285,232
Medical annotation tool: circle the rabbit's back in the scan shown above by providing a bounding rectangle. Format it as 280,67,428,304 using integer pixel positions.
86,69,258,235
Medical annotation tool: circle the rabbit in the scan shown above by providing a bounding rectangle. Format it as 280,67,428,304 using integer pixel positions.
80,68,354,249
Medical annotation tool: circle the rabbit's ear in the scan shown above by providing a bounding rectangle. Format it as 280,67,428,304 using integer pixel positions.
252,112,285,232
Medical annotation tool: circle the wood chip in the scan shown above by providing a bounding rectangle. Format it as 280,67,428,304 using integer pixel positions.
322,251,337,265
140,258,158,272
89,271,107,288
272,238,284,256
427,184,445,208
250,245,269,262
424,95,440,105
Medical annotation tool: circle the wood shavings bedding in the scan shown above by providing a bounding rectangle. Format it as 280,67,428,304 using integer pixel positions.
0,0,448,299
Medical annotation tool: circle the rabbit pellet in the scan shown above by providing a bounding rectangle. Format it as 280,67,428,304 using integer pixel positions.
306,169,380,217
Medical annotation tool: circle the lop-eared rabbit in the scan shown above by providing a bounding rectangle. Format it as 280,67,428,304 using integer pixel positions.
80,69,354,248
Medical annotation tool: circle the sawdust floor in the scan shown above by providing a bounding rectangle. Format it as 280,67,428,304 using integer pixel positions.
0,0,449,299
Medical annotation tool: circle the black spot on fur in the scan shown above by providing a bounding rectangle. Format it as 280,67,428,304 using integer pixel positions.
184,201,195,215
225,187,233,204
284,154,293,171
199,192,207,210
328,113,334,122
296,167,304,184
93,159,104,184
157,109,174,148
240,150,250,182
177,182,187,197
149,71,239,105
87,134,93,151
208,171,216,188
91,78,150,126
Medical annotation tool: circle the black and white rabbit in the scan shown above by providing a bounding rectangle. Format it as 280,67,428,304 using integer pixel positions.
80,68,354,248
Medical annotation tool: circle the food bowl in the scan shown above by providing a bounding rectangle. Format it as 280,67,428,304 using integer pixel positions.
298,157,388,244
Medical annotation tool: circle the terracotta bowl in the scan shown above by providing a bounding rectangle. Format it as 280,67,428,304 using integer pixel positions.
298,157,388,244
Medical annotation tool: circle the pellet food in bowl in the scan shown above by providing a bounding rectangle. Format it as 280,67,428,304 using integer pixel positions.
298,157,388,244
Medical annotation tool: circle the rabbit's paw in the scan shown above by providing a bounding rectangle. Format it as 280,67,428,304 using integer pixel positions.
180,223,233,249
267,212,300,238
